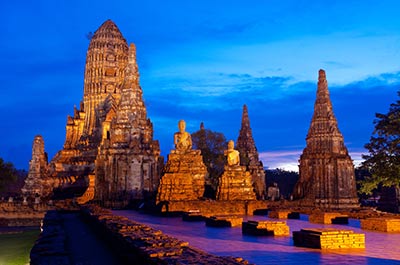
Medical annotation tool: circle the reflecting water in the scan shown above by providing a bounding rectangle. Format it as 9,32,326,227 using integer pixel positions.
116,210,400,265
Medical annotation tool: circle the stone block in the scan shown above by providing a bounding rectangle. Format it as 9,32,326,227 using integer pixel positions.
360,218,400,232
205,216,243,227
293,228,365,249
242,220,289,236
309,212,348,224
268,210,291,219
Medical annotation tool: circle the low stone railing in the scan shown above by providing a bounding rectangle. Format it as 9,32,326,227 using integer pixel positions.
30,211,70,265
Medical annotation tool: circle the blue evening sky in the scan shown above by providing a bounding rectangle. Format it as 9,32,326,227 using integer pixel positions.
1,0,400,171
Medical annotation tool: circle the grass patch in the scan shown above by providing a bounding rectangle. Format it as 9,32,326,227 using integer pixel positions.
0,229,39,265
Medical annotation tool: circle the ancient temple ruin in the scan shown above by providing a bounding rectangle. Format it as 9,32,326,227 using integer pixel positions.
292,69,359,209
217,140,257,201
21,135,51,198
95,43,162,204
236,104,266,199
36,20,162,204
156,120,207,203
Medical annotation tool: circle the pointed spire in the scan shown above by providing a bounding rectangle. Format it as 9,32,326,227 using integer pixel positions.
293,69,358,209
241,104,249,128
237,104,256,154
236,104,266,199
200,122,205,130
306,69,347,154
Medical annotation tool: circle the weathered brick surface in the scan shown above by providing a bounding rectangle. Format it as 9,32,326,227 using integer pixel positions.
242,220,290,236
293,228,365,249
360,218,400,232
309,212,348,224
82,205,251,264
157,150,207,203
217,166,257,201
268,210,291,219
205,216,243,227
159,200,266,216
292,70,359,210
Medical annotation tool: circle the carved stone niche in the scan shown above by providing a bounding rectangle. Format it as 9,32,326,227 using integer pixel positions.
105,68,116,77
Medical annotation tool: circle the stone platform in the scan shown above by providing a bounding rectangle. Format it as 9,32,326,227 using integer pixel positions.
217,166,256,201
158,200,267,216
242,220,289,236
309,212,349,224
293,228,365,249
157,150,207,203
360,218,400,232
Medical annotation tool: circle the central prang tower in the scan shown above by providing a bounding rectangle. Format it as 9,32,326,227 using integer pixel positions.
48,20,162,205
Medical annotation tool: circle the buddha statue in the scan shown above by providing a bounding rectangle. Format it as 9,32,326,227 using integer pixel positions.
174,120,192,152
224,140,240,166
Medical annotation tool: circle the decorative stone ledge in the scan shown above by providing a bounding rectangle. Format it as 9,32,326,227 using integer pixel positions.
242,220,290,236
293,228,365,249
360,218,400,232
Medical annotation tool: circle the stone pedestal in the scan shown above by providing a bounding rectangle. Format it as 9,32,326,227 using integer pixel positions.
156,150,207,203
217,166,256,201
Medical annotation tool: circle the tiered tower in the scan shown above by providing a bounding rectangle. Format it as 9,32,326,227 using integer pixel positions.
292,69,359,209
21,135,51,198
95,44,162,204
236,105,266,199
41,20,162,204
52,20,128,172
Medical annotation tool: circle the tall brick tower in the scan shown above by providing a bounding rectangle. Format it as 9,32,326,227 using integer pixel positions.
45,20,162,204
95,44,162,204
293,69,359,209
236,104,266,199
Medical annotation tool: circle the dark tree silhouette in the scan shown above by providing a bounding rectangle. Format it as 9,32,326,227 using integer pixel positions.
360,91,400,195
191,123,227,198
0,158,18,193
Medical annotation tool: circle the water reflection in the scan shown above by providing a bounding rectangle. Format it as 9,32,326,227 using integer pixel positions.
116,210,400,265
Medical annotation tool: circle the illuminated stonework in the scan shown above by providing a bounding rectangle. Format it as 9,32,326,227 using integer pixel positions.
216,141,257,201
39,20,162,203
292,69,359,209
156,121,207,203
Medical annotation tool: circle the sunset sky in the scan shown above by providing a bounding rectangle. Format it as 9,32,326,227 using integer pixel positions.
1,0,400,170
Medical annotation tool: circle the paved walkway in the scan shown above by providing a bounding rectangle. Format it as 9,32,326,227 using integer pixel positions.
116,210,400,265
62,212,123,265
